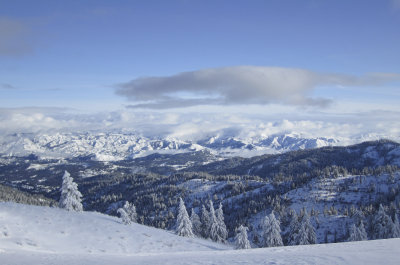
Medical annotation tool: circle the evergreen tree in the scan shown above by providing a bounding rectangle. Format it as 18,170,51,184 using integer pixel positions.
288,209,316,245
352,209,364,227
215,202,228,242
373,204,395,239
59,171,83,212
301,209,317,245
117,201,137,225
209,200,219,242
358,222,368,240
201,204,210,238
175,198,194,237
117,207,130,225
350,208,368,240
393,214,400,238
348,223,367,242
235,225,251,249
190,208,202,237
209,200,226,243
262,211,283,247
287,211,300,246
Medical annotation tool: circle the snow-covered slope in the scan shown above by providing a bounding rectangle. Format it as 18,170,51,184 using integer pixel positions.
0,202,228,255
0,132,339,161
1,202,400,265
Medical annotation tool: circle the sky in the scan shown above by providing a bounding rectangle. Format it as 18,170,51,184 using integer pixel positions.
0,0,400,141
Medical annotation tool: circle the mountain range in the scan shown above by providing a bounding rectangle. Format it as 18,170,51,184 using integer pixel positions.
0,131,340,161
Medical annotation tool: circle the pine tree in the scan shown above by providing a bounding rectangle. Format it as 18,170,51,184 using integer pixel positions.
393,214,400,238
302,209,317,244
296,222,310,245
352,209,364,227
215,202,228,242
288,209,316,245
209,200,227,243
358,222,368,240
348,223,367,242
235,225,251,249
117,207,129,224
190,208,202,237
351,209,368,240
373,204,395,239
262,211,283,247
209,200,219,242
201,204,210,238
59,171,83,212
175,198,194,237
287,211,300,246
117,201,137,225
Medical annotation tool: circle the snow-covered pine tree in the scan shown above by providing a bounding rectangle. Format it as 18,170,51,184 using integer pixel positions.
289,209,316,245
373,204,395,239
201,204,210,238
352,209,364,227
117,201,137,225
59,170,83,212
348,223,367,242
209,200,226,243
215,202,228,242
295,221,310,245
393,214,400,238
287,211,300,246
262,211,283,247
234,225,251,249
358,222,368,240
117,207,129,224
301,209,317,245
209,200,218,241
190,208,202,237
175,198,194,237
351,209,368,240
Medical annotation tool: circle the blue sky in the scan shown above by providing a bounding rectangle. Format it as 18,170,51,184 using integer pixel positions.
1,0,400,140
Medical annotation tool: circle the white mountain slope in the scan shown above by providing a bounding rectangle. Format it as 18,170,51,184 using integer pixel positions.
1,202,400,265
0,132,338,160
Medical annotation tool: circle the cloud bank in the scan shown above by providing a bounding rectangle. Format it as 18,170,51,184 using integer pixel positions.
116,66,400,109
1,107,399,145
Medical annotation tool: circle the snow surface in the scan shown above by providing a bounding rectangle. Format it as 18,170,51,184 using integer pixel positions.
1,202,400,264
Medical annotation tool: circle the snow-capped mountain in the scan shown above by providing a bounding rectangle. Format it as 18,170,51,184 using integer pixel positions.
0,131,339,161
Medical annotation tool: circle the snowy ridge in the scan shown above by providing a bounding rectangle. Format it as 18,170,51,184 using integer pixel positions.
0,202,229,255
0,132,339,161
1,202,400,265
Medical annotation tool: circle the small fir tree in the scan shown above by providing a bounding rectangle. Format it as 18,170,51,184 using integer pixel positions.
201,204,210,238
348,223,367,242
393,214,400,238
288,209,316,245
215,202,228,242
262,211,283,247
301,209,317,244
235,225,251,249
287,211,299,246
190,208,202,237
117,201,137,225
209,200,220,242
175,198,194,237
373,204,395,239
59,171,83,212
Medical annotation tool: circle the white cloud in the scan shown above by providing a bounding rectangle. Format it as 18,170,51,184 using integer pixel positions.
0,107,399,144
116,66,400,109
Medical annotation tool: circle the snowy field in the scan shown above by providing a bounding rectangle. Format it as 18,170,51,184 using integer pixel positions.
1,202,400,265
